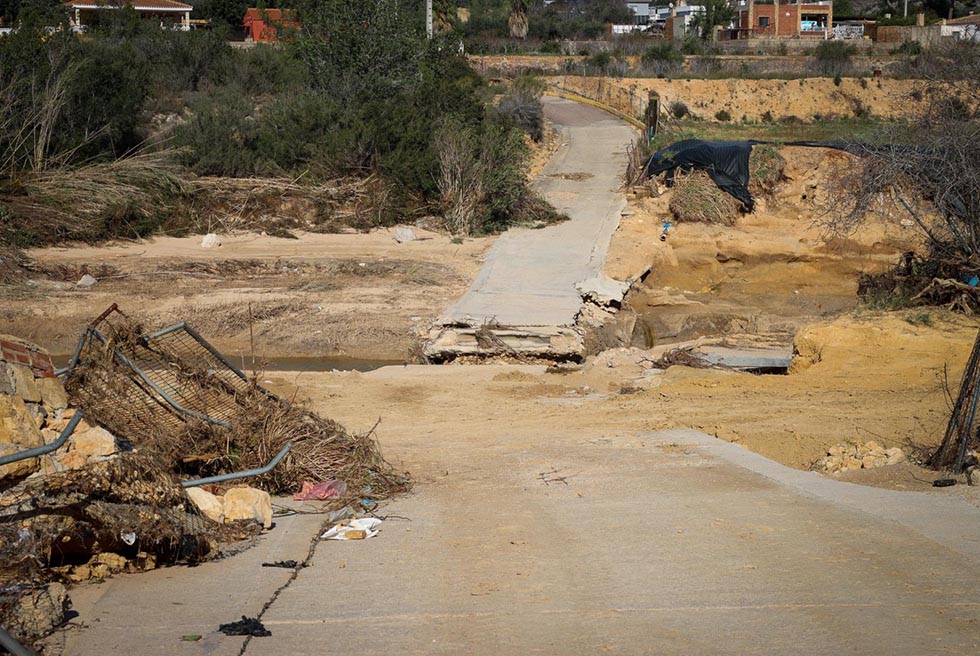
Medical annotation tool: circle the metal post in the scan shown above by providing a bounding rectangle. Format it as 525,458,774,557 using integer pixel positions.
426,0,433,39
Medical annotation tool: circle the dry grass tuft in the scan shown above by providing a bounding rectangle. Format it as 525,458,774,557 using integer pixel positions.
668,170,740,225
1,151,185,245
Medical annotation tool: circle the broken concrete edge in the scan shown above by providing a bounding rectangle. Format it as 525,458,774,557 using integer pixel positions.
422,274,638,363
653,429,980,564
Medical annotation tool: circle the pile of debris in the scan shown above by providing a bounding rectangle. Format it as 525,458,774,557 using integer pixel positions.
0,306,408,650
815,441,906,475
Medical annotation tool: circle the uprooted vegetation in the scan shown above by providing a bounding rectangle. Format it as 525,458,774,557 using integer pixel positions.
0,5,557,248
663,143,785,223
668,170,740,225
0,309,408,647
818,41,980,314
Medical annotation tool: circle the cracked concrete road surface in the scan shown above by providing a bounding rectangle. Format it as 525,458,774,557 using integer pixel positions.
437,96,635,328
61,410,980,655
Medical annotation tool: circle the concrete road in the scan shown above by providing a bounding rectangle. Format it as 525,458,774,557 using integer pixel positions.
61,427,980,656
437,96,636,328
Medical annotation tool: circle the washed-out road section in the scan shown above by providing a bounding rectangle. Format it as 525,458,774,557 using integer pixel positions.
424,96,636,359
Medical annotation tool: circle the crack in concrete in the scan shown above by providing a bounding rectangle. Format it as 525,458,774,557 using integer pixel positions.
237,516,333,656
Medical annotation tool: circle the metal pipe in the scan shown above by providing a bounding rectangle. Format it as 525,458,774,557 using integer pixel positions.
0,412,84,467
181,443,292,488
57,329,91,377
179,324,279,402
144,322,187,340
0,625,35,656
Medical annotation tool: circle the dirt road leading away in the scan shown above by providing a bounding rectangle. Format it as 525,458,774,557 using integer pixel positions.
437,96,635,329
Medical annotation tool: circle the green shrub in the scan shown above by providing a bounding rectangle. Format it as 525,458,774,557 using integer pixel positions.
539,39,562,54
669,100,690,119
714,109,731,122
814,40,854,76
584,50,613,71
642,42,682,76
892,40,922,55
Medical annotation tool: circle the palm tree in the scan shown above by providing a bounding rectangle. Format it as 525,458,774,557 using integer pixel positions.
508,0,529,39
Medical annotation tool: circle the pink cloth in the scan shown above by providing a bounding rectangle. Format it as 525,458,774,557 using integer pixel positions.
293,480,348,501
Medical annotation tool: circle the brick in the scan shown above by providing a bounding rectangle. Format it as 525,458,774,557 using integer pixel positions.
30,352,54,368
0,341,28,354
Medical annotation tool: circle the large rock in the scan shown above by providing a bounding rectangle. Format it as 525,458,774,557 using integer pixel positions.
185,487,225,524
223,487,273,529
1,394,44,449
37,377,68,411
0,444,40,479
54,450,88,471
70,425,117,459
3,582,69,645
7,364,40,402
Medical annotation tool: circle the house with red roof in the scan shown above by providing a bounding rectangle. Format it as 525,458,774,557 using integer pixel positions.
243,8,300,43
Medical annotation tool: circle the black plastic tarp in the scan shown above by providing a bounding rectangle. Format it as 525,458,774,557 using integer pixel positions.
644,139,755,211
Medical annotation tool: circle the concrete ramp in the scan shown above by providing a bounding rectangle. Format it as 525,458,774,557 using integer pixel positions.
424,96,636,361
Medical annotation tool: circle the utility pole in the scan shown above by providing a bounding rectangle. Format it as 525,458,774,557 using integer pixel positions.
426,0,433,38
903,0,908,18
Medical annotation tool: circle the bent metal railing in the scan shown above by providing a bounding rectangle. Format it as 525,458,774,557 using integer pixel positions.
59,305,278,432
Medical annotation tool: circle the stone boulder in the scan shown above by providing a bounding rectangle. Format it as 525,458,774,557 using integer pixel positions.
223,487,273,529
69,424,118,459
186,487,225,524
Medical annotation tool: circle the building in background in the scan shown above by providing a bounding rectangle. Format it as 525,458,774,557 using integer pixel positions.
734,0,833,39
65,0,193,31
242,8,300,44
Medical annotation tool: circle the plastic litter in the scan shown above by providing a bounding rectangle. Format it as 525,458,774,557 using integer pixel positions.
321,517,382,540
293,480,348,501
326,506,354,523
218,616,271,637
933,478,957,487
262,560,300,569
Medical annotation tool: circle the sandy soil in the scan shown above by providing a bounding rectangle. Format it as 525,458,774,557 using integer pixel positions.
267,308,977,503
4,125,974,492
259,143,979,490
608,146,921,346
0,229,492,361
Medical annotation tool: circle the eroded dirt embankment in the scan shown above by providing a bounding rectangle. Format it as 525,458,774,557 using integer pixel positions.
548,75,927,122
607,145,921,347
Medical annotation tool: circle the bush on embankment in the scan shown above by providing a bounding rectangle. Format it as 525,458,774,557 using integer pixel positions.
0,2,556,246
